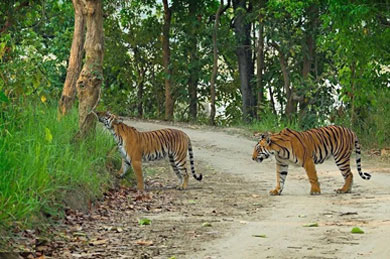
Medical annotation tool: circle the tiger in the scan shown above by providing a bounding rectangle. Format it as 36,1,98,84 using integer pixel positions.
252,125,371,195
94,111,202,191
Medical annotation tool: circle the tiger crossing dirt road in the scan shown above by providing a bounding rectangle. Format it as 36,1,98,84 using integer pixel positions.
128,119,390,259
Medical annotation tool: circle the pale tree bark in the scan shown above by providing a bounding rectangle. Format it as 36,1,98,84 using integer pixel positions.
58,0,85,118
75,0,104,137
268,84,277,115
256,0,265,120
210,0,229,125
162,0,174,121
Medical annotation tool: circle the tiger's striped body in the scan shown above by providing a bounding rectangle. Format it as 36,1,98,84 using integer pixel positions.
95,111,202,191
252,126,371,195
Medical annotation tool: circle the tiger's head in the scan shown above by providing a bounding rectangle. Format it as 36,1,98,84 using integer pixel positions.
94,110,122,130
252,132,274,163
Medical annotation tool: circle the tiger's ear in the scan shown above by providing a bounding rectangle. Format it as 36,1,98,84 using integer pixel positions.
262,131,272,145
266,135,271,145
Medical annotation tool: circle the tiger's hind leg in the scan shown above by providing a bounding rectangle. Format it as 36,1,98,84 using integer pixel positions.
334,152,353,193
169,155,187,189
178,167,189,190
176,155,189,190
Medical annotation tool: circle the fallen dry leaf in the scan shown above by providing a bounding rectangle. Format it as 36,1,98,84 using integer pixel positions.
135,240,154,246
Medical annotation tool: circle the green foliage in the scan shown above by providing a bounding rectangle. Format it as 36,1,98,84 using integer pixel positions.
0,102,115,233
334,89,390,149
246,109,302,134
0,0,73,102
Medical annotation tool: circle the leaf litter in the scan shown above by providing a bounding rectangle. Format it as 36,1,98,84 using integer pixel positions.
3,162,264,258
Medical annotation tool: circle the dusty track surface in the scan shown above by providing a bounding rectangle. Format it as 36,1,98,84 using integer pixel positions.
128,120,390,259
8,120,390,259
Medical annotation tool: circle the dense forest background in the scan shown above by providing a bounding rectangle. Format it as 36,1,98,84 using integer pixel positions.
1,0,390,247
1,0,390,140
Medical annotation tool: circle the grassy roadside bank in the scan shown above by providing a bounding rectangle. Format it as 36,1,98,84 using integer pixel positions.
0,102,116,249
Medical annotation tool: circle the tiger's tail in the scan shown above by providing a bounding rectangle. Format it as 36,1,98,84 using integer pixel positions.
354,137,371,180
188,140,202,181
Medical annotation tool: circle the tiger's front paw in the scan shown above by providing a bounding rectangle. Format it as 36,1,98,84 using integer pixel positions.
310,187,321,195
310,183,321,195
269,189,281,196
176,183,188,190
335,187,351,194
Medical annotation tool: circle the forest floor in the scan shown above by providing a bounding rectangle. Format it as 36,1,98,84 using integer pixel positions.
7,120,390,259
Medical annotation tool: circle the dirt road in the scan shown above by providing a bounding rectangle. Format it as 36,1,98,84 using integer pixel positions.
128,120,390,259
17,120,389,259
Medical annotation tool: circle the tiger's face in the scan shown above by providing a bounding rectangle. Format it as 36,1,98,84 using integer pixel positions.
252,133,273,163
94,111,120,130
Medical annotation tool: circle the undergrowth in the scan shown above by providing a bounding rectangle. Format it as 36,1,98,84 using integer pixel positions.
244,112,302,135
0,102,117,243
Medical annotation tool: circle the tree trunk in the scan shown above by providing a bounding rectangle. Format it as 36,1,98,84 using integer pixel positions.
256,0,265,120
188,50,198,121
188,1,199,121
136,67,146,118
233,0,256,122
299,5,318,118
268,85,277,115
209,0,225,125
133,47,145,118
75,0,104,138
350,62,356,126
58,0,85,118
137,78,144,118
162,0,174,121
272,42,295,119
280,52,295,118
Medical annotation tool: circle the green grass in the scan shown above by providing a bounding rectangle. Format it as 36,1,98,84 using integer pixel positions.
0,102,116,236
245,112,302,135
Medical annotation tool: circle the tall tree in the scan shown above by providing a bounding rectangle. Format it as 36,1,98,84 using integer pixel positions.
187,0,200,121
162,0,174,121
58,0,85,118
233,0,256,122
271,41,296,119
298,4,319,119
76,0,104,137
255,0,265,120
210,0,229,125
